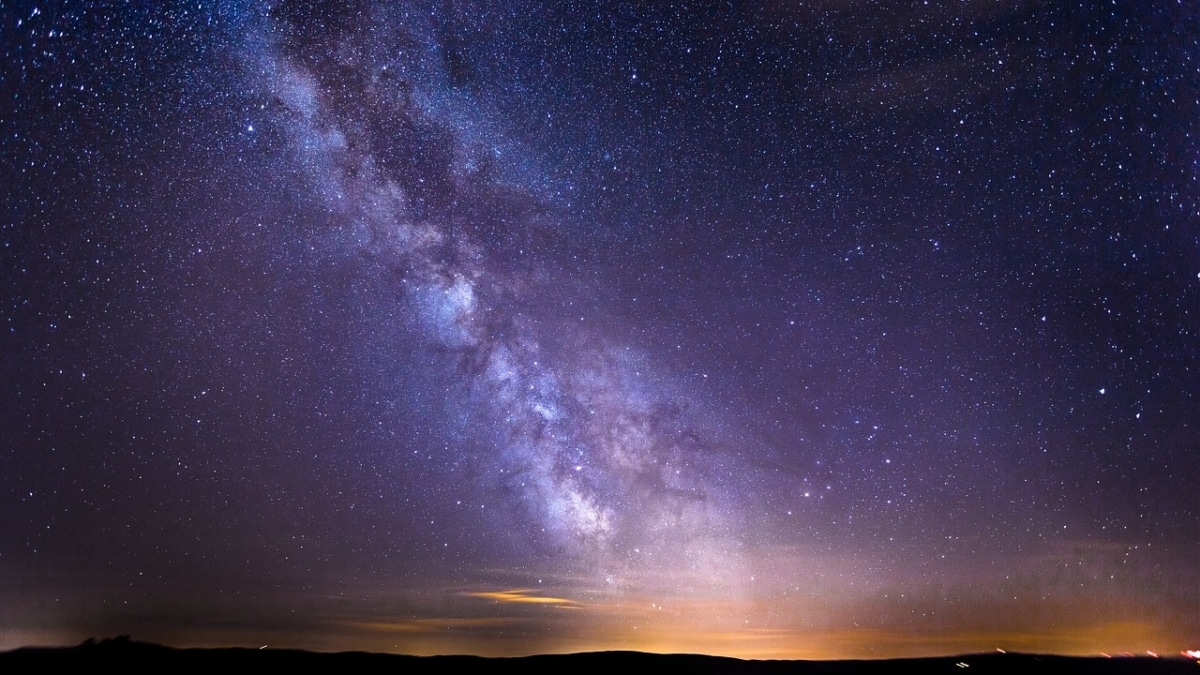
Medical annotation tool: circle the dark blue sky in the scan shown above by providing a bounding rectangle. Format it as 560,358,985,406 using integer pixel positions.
3,0,1198,658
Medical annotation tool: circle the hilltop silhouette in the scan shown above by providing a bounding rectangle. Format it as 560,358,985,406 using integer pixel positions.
2,637,1196,675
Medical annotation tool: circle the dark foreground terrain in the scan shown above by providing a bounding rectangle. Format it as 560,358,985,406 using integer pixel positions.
2,637,1195,674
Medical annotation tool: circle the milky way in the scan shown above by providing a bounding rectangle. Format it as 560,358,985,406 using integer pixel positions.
3,0,1199,659
247,2,752,580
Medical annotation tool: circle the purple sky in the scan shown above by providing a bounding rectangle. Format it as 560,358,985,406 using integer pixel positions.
3,0,1198,658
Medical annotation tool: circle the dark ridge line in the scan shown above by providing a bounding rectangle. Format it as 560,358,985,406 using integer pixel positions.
1,637,1195,674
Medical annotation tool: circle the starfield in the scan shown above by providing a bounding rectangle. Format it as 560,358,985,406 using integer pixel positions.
3,0,1197,659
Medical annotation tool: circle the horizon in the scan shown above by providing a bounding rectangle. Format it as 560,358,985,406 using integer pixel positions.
3,0,1198,660
5,635,1199,663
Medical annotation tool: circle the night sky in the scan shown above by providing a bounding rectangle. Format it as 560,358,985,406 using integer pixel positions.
3,0,1199,659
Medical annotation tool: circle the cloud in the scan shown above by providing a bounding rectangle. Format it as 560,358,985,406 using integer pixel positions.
352,617,525,634
465,589,581,607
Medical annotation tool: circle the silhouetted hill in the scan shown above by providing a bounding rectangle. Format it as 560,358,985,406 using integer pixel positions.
1,637,1195,674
